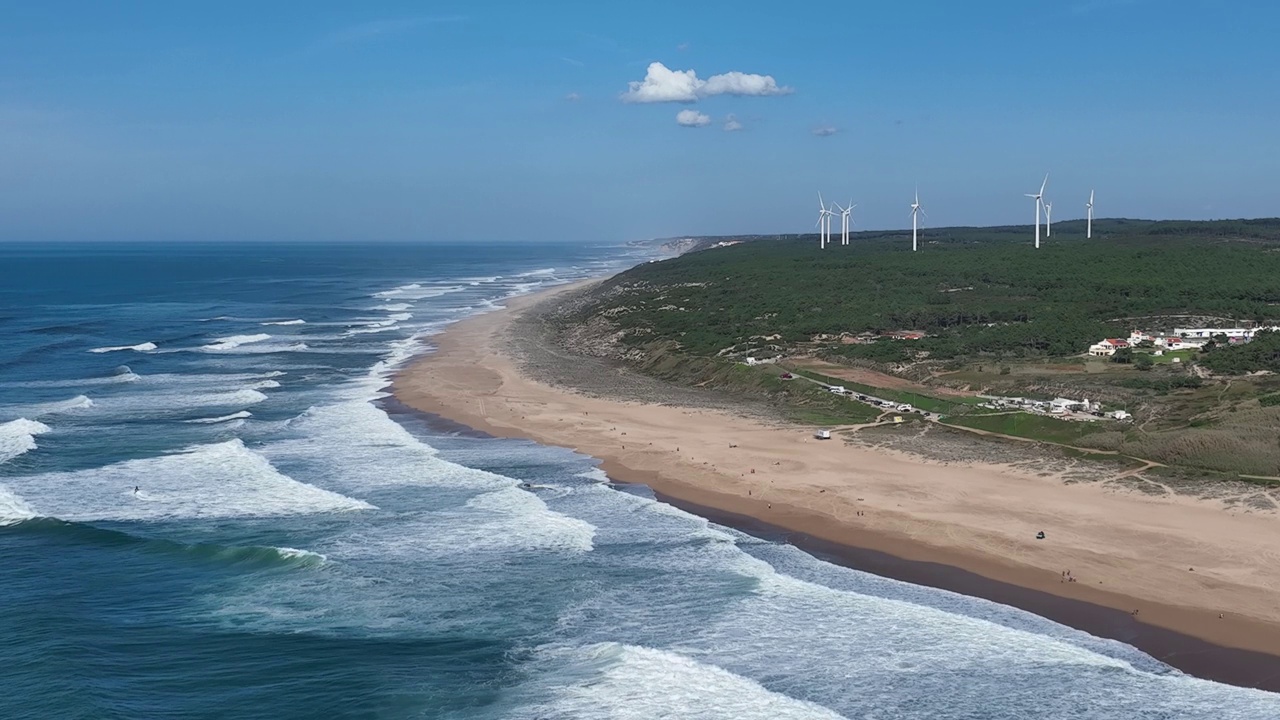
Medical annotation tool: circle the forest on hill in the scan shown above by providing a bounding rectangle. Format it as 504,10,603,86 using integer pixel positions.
592,219,1280,359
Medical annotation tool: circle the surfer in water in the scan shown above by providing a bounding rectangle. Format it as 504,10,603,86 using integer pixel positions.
133,486,140,495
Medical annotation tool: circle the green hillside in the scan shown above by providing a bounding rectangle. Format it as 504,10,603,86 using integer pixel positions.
565,219,1280,479
596,219,1280,358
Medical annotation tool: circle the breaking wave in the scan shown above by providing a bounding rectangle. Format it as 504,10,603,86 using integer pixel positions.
0,395,94,421
1,439,374,521
89,342,157,353
201,334,272,351
0,485,37,526
184,411,253,425
0,418,52,465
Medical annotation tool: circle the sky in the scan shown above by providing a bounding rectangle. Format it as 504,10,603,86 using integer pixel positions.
2,0,1278,243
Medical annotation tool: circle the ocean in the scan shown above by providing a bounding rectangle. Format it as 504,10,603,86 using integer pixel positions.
1,240,1277,719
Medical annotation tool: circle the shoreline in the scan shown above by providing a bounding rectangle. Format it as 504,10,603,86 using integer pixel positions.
392,278,1280,691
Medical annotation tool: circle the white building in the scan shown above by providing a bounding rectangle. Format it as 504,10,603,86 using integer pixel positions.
1089,338,1129,357
1174,326,1280,340
1050,398,1081,412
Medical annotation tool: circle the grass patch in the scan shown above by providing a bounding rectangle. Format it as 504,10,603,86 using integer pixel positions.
941,412,1112,445
784,367,968,414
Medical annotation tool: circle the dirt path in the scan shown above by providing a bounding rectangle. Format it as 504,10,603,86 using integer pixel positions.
787,358,977,399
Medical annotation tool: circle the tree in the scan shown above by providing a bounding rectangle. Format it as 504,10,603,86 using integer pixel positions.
1111,347,1134,364
1135,354,1154,371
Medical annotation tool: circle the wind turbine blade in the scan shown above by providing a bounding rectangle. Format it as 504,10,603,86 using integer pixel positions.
1040,173,1048,196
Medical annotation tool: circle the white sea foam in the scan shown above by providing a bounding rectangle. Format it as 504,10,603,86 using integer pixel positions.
373,283,420,298
89,341,157,353
524,644,846,720
261,319,306,326
365,336,424,380
273,547,327,564
575,467,611,483
201,334,272,351
0,370,139,389
0,418,52,465
257,396,597,560
380,303,411,311
191,389,268,407
91,389,268,418
2,439,374,522
457,486,595,553
373,284,464,300
1,395,94,421
250,379,281,390
0,485,37,525
514,268,557,278
184,411,253,424
123,370,283,387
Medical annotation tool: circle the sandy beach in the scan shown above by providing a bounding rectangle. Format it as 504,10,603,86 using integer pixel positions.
393,279,1280,688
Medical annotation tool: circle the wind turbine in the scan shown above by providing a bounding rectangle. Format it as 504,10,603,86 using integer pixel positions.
836,200,855,246
1044,201,1053,238
909,189,926,252
816,193,832,249
1025,173,1048,249
1086,190,1094,239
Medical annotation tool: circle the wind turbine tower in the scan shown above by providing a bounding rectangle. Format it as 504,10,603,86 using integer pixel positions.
910,190,925,252
1086,190,1094,239
1025,174,1048,249
836,201,854,246
1044,201,1053,238
816,193,831,249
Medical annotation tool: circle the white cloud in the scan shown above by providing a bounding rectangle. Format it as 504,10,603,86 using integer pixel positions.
724,114,744,132
812,125,839,137
621,62,791,103
565,92,582,102
701,71,789,98
676,110,712,128
624,63,702,103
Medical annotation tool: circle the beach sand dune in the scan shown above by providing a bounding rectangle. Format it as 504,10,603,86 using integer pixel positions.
394,280,1280,671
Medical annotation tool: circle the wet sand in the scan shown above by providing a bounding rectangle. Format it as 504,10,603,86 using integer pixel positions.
392,279,1280,691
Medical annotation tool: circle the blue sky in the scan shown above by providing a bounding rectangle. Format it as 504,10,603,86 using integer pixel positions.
2,0,1277,242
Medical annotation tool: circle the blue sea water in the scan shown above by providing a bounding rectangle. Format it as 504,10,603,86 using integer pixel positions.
1,241,1278,720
